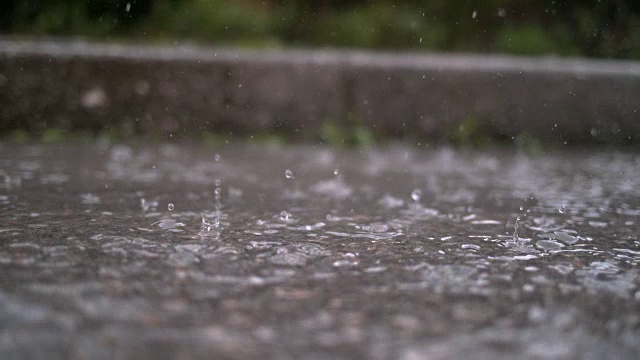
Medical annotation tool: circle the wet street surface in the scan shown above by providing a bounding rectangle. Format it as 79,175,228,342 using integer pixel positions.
1,142,639,359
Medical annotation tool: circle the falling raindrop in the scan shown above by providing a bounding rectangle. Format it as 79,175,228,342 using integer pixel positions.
472,10,477,19
168,203,174,211
334,169,339,176
214,154,221,162
285,169,294,179
513,216,520,241
411,189,422,202
559,205,566,214
125,2,131,13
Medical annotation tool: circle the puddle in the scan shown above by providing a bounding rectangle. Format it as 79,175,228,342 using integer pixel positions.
1,143,639,358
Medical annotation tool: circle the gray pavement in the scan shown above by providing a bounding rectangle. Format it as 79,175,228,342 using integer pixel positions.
2,39,640,143
1,142,639,359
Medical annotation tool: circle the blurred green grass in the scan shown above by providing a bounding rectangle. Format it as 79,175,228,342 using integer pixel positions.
2,0,640,59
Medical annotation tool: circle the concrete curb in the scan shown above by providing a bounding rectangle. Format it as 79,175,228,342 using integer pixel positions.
1,39,639,143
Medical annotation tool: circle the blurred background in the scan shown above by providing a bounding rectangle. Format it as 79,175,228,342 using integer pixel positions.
2,0,640,59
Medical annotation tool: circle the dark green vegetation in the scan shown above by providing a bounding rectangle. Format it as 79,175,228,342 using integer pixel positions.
3,0,640,59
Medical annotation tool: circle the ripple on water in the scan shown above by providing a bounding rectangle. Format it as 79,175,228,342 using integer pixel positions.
552,232,580,245
310,179,353,199
168,251,199,267
81,193,101,205
152,218,185,232
575,261,637,298
378,194,404,209
269,251,308,266
536,239,565,251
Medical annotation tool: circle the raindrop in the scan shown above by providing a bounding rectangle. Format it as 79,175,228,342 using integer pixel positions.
411,188,422,202
285,169,294,179
559,205,566,214
168,203,174,211
472,10,477,19
333,169,339,176
513,216,520,241
125,2,131,13
214,154,221,162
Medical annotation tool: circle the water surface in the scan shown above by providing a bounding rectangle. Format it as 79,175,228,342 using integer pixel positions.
1,143,639,359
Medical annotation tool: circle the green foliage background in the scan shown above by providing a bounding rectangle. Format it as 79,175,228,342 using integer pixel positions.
2,0,640,59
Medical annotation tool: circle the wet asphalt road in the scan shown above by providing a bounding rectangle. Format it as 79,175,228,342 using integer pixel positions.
1,142,639,359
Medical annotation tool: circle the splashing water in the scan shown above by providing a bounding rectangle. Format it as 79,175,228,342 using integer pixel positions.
279,210,292,222
285,169,294,179
200,156,223,237
411,188,422,202
201,212,220,236
140,198,158,212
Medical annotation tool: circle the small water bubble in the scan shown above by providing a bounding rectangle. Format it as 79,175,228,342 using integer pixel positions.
285,169,294,179
214,154,221,162
168,203,174,211
411,188,422,202
559,205,566,214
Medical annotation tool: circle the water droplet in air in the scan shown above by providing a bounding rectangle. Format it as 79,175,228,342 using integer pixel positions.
559,205,566,214
472,10,477,19
214,154,221,162
334,169,339,176
411,189,422,202
168,203,174,211
285,169,294,179
125,2,131,13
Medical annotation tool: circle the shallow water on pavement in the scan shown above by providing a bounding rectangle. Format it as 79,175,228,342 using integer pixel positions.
1,142,639,359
